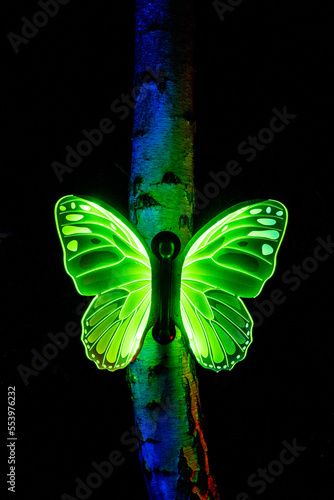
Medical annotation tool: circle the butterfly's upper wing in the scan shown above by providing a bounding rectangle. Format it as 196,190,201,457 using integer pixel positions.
174,199,288,372
55,195,154,371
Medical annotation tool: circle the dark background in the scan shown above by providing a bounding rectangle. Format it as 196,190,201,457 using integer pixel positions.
1,1,333,499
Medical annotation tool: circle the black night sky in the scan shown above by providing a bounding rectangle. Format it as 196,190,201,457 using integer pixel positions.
1,1,333,499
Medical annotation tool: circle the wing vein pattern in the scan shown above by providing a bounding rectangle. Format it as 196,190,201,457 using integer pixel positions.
55,195,152,371
179,200,288,371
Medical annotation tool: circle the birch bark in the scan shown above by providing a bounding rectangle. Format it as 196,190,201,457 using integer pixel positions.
127,1,220,498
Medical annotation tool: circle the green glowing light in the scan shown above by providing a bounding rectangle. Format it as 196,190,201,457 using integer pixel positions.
66,214,84,222
175,199,288,372
257,218,277,226
248,229,280,239
67,240,78,252
262,244,273,255
55,196,288,373
55,195,152,372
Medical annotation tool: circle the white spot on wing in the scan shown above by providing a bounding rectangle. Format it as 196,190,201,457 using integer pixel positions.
80,204,91,211
262,243,274,255
257,218,276,226
248,230,279,239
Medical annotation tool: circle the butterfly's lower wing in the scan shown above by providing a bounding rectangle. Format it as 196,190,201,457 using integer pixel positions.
82,286,151,370
55,195,154,370
180,285,253,371
176,199,288,371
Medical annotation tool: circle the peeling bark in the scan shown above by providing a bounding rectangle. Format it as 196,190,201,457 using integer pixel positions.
126,1,220,498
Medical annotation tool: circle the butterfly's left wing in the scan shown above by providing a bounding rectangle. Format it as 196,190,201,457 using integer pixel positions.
55,195,154,371
174,199,288,372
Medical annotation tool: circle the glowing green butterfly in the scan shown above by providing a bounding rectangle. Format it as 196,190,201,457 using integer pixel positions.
55,195,287,372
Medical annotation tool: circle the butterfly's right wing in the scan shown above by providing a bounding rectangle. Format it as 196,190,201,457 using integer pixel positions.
55,195,155,371
173,199,288,371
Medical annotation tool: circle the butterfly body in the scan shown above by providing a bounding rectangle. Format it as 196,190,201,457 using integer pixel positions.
151,231,181,344
55,196,288,372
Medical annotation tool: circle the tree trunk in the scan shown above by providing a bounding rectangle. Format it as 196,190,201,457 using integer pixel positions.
126,1,220,498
